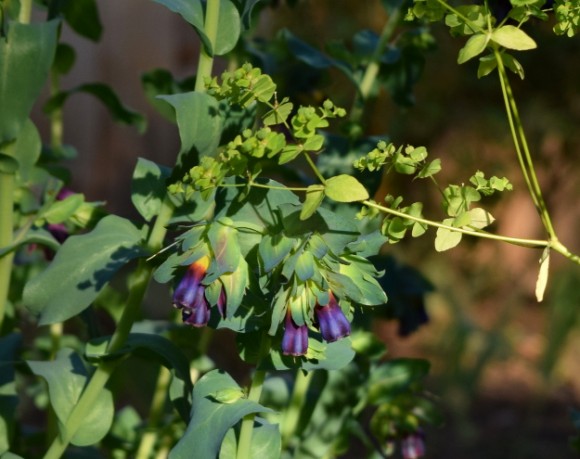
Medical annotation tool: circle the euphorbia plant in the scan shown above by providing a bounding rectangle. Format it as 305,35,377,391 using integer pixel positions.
0,0,579,458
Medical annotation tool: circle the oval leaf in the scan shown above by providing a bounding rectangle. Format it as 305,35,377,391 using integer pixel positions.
23,215,145,325
491,25,537,51
458,33,488,64
324,175,369,203
169,370,272,459
27,349,114,446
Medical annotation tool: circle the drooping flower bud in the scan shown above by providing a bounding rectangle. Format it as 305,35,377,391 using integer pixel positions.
173,256,211,327
314,292,350,342
281,310,308,356
401,432,426,459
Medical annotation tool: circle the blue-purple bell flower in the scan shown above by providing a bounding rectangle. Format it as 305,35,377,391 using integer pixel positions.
173,256,211,328
281,311,308,356
314,292,351,342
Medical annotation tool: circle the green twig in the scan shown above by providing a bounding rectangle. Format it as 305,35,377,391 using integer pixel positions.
363,199,548,248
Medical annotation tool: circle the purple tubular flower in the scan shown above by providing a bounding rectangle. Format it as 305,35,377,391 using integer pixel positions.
314,292,350,342
173,257,211,327
281,311,308,356
401,432,426,459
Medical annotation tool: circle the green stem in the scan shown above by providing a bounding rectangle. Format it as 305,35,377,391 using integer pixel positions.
493,48,556,239
236,369,266,459
303,153,327,184
281,370,313,449
0,173,15,333
363,199,549,248
49,71,64,151
135,365,172,459
18,0,32,23
194,0,221,93
350,7,402,125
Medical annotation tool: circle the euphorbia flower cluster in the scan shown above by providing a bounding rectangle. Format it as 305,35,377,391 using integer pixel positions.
281,291,351,357
173,256,225,327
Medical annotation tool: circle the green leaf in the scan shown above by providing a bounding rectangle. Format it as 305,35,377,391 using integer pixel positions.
152,0,211,55
214,0,241,56
42,193,84,225
220,418,281,459
259,234,296,273
0,20,59,144
325,175,369,203
58,0,103,42
535,247,550,302
434,219,462,252
477,53,498,78
157,92,223,170
218,259,249,318
338,255,387,306
53,43,76,75
416,158,441,179
131,158,171,222
368,358,430,403
169,370,272,459
1,119,41,181
300,185,325,221
491,25,537,50
0,154,19,174
502,53,525,79
208,219,242,274
209,388,245,404
295,250,315,282
263,100,293,126
458,33,489,64
23,215,145,325
44,83,146,133
0,228,59,258
468,208,495,229
27,349,114,446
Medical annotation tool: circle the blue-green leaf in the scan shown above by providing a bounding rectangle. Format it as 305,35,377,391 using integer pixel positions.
0,20,59,144
131,158,171,222
27,349,114,446
23,215,145,325
151,0,211,54
157,92,223,170
169,370,272,459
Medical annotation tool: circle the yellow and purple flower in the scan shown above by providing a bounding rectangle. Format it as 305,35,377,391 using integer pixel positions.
173,256,212,327
314,292,350,342
281,310,308,356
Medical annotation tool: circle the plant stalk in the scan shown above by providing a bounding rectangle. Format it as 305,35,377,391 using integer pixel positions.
236,369,266,459
493,49,556,240
281,370,313,449
194,0,221,93
0,173,15,333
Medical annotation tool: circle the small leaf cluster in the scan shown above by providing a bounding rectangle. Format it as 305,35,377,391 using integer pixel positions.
354,141,441,179
553,0,580,36
379,197,428,243
408,0,540,80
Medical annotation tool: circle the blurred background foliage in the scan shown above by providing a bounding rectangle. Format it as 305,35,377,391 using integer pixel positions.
30,0,580,457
